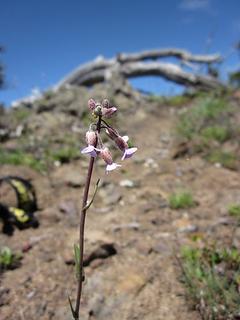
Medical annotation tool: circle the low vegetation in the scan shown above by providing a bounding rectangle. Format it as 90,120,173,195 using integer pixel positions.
148,94,191,106
180,243,240,320
0,148,46,172
205,150,238,170
177,96,231,142
176,95,239,170
228,204,240,217
169,191,195,209
0,139,80,172
12,108,31,122
0,246,22,272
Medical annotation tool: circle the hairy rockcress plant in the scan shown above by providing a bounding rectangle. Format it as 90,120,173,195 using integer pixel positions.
69,98,137,319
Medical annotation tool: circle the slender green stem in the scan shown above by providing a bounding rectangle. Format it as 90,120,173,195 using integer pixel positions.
74,116,101,319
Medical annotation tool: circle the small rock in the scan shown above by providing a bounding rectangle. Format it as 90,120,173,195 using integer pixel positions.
112,222,140,232
63,252,74,265
40,250,54,263
99,183,122,205
38,208,61,224
27,290,36,299
119,179,140,188
151,242,171,255
171,142,189,159
173,216,198,233
64,172,85,188
144,158,158,169
59,200,78,226
22,243,33,253
59,200,78,216
90,258,104,269
54,160,61,167
84,243,117,266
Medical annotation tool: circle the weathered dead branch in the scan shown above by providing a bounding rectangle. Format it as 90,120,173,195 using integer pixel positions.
56,48,225,91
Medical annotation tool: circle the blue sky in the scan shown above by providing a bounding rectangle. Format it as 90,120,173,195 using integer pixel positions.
0,0,240,106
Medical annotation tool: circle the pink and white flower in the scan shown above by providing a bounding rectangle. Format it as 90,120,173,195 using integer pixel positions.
81,145,97,158
81,130,98,157
100,147,121,172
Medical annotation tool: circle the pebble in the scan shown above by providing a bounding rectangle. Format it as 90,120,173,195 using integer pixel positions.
99,183,122,205
119,179,140,188
144,158,158,169
173,216,198,233
64,174,85,188
112,222,140,232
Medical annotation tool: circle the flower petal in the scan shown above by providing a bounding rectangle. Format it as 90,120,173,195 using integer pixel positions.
102,107,117,118
121,147,138,160
106,163,121,172
122,135,129,142
81,145,97,157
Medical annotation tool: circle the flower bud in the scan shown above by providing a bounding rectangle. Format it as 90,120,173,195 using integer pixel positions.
86,130,97,146
93,105,102,116
88,99,96,111
102,99,109,108
102,107,117,118
100,147,113,165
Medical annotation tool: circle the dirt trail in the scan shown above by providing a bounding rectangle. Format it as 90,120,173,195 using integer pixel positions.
1,100,238,319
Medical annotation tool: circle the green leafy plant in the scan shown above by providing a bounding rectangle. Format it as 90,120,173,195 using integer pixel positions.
0,246,21,272
169,191,195,209
201,125,230,143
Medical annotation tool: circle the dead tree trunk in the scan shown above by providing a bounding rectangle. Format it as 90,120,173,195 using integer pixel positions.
55,48,225,91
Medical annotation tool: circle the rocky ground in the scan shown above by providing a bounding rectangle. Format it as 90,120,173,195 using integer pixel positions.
0,85,240,319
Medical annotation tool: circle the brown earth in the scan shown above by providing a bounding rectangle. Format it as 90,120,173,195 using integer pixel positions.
0,88,239,320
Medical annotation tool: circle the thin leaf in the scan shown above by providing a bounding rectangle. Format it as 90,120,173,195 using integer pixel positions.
83,178,100,211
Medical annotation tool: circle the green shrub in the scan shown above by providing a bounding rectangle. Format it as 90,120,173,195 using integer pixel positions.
169,191,195,209
177,96,230,141
201,126,230,143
